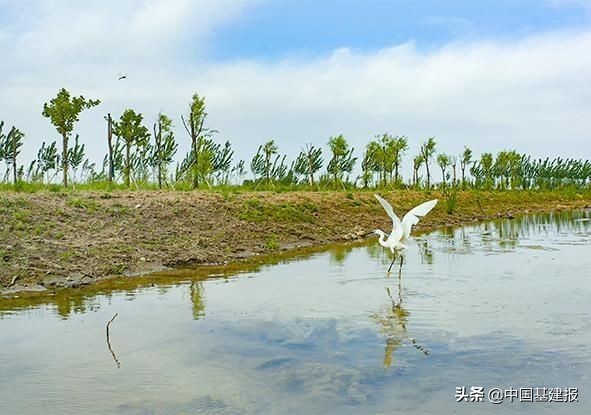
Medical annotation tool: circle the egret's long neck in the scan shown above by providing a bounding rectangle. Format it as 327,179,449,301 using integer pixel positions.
378,232,388,247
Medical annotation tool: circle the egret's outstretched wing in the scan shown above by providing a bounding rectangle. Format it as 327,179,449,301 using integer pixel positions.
374,194,403,241
401,199,438,239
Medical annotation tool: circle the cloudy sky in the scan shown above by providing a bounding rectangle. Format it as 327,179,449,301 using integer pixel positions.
1,0,590,177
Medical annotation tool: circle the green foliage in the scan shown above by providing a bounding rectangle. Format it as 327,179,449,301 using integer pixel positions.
436,153,451,185
41,88,100,187
265,235,280,251
2,89,589,194
460,146,472,188
250,140,288,189
113,109,150,187
294,143,323,187
0,123,24,185
327,134,357,190
181,93,217,189
420,137,437,189
151,113,177,189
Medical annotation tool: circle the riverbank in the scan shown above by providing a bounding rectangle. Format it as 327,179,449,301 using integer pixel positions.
1,189,590,293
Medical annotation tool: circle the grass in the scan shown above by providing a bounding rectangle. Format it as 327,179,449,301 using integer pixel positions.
265,235,280,250
238,199,319,223
66,197,100,212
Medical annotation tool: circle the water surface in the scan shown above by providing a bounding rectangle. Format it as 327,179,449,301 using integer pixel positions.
1,211,590,414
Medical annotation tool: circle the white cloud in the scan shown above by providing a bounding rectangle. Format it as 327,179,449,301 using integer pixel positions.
0,0,590,182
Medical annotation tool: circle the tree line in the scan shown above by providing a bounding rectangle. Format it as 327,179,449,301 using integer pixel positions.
1,87,589,191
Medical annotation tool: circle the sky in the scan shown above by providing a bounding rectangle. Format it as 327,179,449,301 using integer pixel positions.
0,0,590,180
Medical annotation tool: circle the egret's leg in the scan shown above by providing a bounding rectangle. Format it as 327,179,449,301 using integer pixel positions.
398,255,404,274
387,252,397,273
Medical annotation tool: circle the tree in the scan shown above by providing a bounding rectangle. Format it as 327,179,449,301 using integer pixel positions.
480,152,494,189
213,141,234,185
460,146,472,189
294,143,323,187
436,153,451,187
33,141,59,183
232,159,247,184
420,137,437,189
327,135,357,190
113,109,150,187
181,93,215,189
42,88,100,187
105,113,115,184
413,154,424,188
0,123,24,185
392,135,408,185
67,134,85,185
360,144,378,188
152,113,177,189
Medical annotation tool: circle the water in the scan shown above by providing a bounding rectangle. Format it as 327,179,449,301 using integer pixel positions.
1,211,590,414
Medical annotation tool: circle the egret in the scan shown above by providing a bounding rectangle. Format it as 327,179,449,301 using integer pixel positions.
373,194,438,273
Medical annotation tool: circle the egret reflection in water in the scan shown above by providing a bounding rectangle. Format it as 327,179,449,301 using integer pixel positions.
371,275,429,369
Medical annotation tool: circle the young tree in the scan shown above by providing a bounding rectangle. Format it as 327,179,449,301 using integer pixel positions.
42,88,100,187
413,154,424,188
436,153,451,187
232,159,247,184
327,134,357,190
259,140,279,188
113,109,150,187
213,141,234,185
460,146,472,189
374,134,394,186
480,152,494,190
0,123,24,185
105,113,115,184
34,141,59,183
294,143,323,187
392,135,408,185
360,142,378,188
181,93,215,189
420,137,437,189
152,113,177,189
67,134,85,185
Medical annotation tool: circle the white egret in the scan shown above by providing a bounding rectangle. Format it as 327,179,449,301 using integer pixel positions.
373,194,438,273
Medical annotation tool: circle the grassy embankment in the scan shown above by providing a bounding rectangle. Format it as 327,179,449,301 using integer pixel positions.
1,188,590,291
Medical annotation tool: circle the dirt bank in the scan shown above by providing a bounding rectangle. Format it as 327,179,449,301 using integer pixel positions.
1,190,589,292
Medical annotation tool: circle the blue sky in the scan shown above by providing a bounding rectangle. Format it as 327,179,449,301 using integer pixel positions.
0,0,590,177
209,0,590,59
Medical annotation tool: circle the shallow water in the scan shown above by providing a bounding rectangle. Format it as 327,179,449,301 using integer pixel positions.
1,211,590,414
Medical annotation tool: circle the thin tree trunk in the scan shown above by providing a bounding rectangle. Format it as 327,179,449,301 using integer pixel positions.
154,121,162,189
62,132,68,188
125,143,131,187
107,114,114,184
461,165,466,189
12,134,17,186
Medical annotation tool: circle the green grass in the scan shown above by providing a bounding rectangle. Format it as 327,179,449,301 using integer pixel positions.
66,197,100,212
238,199,319,223
265,235,280,250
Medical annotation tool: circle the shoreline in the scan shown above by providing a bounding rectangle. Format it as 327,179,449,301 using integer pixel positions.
1,190,590,294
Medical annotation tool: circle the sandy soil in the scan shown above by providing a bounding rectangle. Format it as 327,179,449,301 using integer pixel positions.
1,190,589,293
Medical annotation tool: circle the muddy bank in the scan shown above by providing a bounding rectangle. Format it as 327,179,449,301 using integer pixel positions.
1,190,589,292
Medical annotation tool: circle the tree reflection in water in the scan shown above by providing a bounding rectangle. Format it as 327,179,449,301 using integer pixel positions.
190,280,206,320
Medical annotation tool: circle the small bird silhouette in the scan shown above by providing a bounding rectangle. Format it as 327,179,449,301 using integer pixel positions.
117,74,127,80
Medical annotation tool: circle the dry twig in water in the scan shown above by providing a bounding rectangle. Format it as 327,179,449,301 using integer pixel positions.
106,313,121,368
